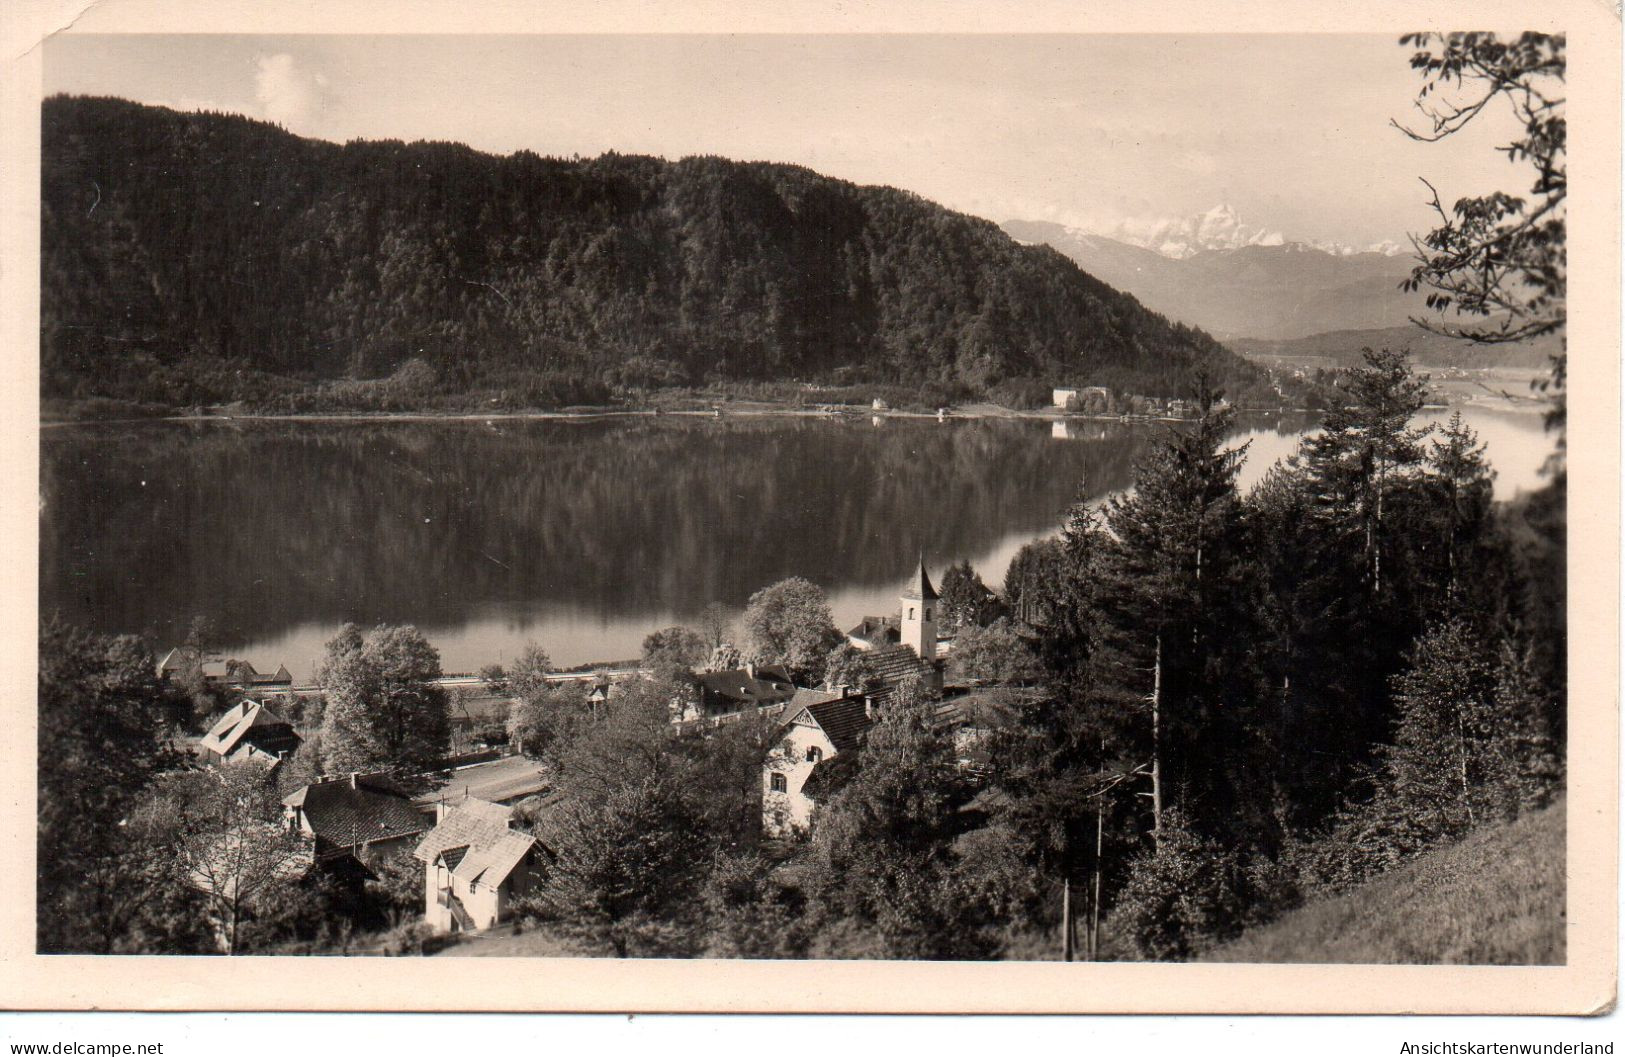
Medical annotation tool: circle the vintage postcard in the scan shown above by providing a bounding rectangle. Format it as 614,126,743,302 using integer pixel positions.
0,0,1617,1014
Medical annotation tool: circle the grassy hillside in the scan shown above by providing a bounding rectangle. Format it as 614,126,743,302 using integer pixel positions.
1204,800,1566,965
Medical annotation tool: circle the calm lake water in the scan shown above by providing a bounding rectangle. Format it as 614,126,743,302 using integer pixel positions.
40,406,1553,678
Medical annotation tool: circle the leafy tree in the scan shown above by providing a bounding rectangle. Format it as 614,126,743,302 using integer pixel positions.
317,623,451,777
740,577,842,684
37,619,184,952
548,677,681,799
701,850,810,958
1397,32,1566,435
642,625,709,681
477,662,510,697
1302,619,1560,891
703,641,743,673
823,642,881,693
171,614,235,725
165,764,314,954
504,642,554,702
507,682,590,759
948,617,1041,686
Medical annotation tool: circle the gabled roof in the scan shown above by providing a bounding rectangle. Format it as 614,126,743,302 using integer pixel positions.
901,559,938,602
414,798,514,864
199,699,300,760
787,695,872,754
787,687,843,710
864,644,932,687
283,774,431,847
415,797,537,888
846,615,900,643
240,663,293,686
449,831,536,888
696,666,797,707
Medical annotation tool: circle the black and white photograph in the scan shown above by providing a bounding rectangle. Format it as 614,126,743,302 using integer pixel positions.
4,0,1619,1018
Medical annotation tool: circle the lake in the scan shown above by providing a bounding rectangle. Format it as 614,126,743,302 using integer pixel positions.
40,406,1554,678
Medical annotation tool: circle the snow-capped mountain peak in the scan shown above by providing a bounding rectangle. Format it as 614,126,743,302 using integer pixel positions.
1085,205,1405,260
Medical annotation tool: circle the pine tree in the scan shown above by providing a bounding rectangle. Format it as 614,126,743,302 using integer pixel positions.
1094,384,1273,849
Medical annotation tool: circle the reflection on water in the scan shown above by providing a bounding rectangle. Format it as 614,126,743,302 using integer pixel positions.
40,408,1551,675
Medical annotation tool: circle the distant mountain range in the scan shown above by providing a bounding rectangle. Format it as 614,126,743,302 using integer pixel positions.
1002,219,1427,341
41,96,1266,412
1002,219,1554,370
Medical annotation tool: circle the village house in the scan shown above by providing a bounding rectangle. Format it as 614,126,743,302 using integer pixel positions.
761,560,951,836
156,648,230,683
845,614,900,650
1052,385,1112,412
694,662,797,718
157,650,293,691
197,699,302,767
413,797,545,933
762,692,871,838
281,772,433,863
227,661,294,691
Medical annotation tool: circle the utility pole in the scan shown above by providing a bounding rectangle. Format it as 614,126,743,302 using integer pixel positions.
1151,634,1164,848
1091,799,1104,960
1061,876,1074,962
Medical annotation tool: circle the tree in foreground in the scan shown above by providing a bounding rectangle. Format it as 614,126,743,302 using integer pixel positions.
37,620,185,952
806,678,992,958
317,623,450,777
165,764,315,954
1397,32,1566,437
525,772,709,957
1104,807,1247,961
1304,617,1561,891
740,576,842,685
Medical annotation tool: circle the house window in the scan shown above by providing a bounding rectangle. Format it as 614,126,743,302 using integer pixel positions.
770,773,787,793
908,607,916,619
925,608,932,621
806,746,822,764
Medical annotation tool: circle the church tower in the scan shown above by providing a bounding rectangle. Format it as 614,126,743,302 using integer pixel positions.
900,558,939,663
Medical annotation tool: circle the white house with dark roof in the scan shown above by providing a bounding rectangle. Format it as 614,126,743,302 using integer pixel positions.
413,798,545,933
762,692,871,838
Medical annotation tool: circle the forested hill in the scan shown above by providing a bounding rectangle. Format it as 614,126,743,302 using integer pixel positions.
42,95,1262,412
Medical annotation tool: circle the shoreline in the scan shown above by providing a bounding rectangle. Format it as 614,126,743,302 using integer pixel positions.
40,392,1546,430
42,401,1320,429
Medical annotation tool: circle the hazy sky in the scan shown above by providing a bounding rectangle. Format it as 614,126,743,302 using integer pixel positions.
45,34,1522,248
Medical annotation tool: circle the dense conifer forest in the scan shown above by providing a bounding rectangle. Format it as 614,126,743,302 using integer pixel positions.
42,96,1266,415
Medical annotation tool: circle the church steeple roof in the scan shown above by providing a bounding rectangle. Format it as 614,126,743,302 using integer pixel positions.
902,558,938,602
